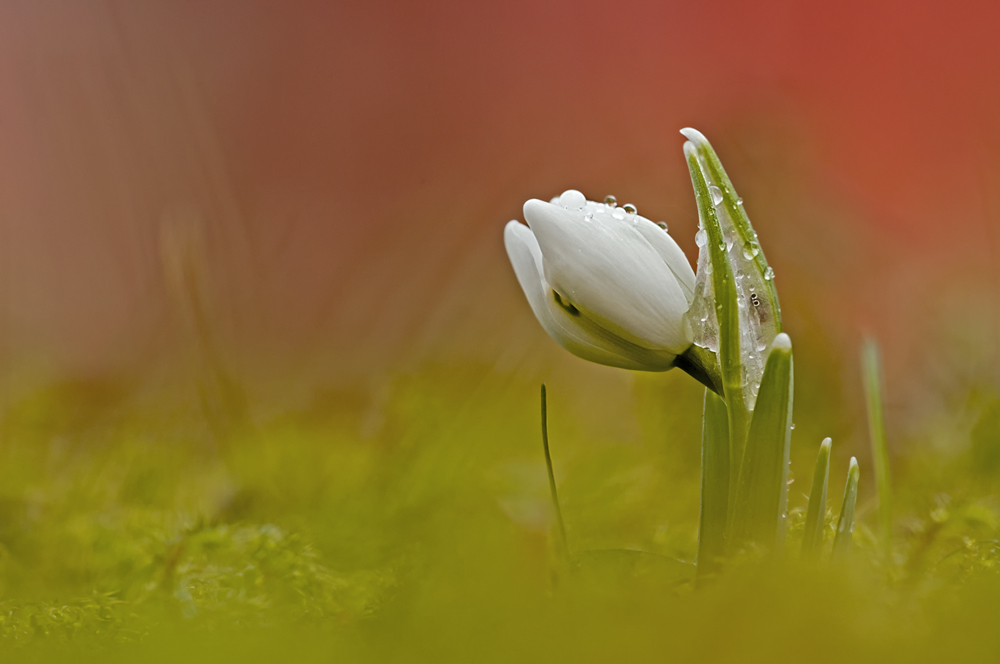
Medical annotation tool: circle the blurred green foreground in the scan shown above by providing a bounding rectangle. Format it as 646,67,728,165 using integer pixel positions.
0,363,999,663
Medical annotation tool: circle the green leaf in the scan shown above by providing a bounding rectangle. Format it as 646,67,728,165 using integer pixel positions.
833,457,860,557
801,437,832,555
862,338,892,559
730,334,794,550
697,389,730,579
680,128,782,333
684,141,748,499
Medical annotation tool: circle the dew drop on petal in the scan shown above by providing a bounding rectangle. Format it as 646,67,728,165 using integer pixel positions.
695,229,708,247
709,185,723,206
603,195,617,207
790,423,796,430
656,221,669,231
764,266,775,280
611,209,625,220
559,189,586,210
623,203,637,215
742,242,755,260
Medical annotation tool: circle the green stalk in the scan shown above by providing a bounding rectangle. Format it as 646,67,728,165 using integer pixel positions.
697,389,730,580
833,457,860,557
862,338,892,561
684,143,748,506
801,438,832,555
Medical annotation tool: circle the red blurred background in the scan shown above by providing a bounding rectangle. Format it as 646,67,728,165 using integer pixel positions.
1,0,999,436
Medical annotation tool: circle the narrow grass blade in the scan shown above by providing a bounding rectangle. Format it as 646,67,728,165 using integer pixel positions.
541,384,570,561
833,457,860,557
730,334,794,550
697,389,730,579
801,437,832,555
684,141,748,500
862,338,892,560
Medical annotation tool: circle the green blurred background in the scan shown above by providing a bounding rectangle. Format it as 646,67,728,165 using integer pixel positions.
1,0,1000,659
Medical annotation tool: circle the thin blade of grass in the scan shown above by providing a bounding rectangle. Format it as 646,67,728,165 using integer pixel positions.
541,384,570,562
801,437,832,555
730,334,794,550
833,457,860,557
862,338,892,560
697,389,730,580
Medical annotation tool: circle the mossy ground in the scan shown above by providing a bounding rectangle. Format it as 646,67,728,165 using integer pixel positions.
0,364,998,662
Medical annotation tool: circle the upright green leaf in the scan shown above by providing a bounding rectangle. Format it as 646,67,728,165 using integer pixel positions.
730,334,794,550
681,128,782,333
833,457,860,557
697,389,730,580
801,437,832,555
862,338,892,560
684,142,748,501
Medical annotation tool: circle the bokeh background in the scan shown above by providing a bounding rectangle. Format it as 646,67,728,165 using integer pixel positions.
3,0,1000,656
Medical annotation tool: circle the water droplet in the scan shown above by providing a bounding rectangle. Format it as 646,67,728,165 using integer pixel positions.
756,339,767,351
764,267,775,280
709,185,723,206
742,242,755,260
584,212,594,221
656,221,669,231
603,195,617,207
559,189,586,210
622,203,637,215
611,209,625,220
737,197,744,206
726,237,734,251
695,229,708,247
790,423,796,430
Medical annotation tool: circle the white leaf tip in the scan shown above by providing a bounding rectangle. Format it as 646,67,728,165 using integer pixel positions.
680,127,708,144
772,332,792,352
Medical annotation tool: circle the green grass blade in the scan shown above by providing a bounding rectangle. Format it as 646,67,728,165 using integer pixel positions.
684,141,748,502
833,457,860,557
801,437,832,555
730,334,794,550
540,384,570,562
862,338,892,560
697,389,730,579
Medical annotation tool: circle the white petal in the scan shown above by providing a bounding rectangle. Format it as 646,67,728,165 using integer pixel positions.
503,221,675,371
523,199,692,353
631,216,696,304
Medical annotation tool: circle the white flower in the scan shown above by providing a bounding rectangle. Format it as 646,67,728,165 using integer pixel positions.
504,190,696,371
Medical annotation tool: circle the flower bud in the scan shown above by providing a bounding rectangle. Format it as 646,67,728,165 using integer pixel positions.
504,190,696,371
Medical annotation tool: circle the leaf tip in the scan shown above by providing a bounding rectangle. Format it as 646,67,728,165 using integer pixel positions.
771,332,792,353
680,127,708,145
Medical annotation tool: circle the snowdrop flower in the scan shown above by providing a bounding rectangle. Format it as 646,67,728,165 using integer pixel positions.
504,190,696,371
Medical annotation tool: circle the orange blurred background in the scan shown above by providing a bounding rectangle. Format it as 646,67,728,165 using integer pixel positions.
1,0,999,440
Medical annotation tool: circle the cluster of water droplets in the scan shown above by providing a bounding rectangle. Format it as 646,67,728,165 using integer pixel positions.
548,190,670,231
689,183,779,411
